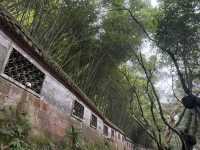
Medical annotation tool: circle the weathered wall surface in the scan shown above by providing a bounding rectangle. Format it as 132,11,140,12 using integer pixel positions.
0,31,11,73
0,76,103,143
0,29,113,148
97,115,104,135
40,75,74,115
0,29,134,150
0,44,8,72
40,75,106,140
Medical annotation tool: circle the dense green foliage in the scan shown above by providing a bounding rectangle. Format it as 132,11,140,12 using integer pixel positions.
0,0,156,147
155,0,200,149
156,0,200,95
1,0,199,149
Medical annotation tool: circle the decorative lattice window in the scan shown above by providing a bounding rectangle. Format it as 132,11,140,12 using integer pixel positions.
4,48,45,94
90,114,97,128
103,125,108,136
72,101,84,119
111,129,115,138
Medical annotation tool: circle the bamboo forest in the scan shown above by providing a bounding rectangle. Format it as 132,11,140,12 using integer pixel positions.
0,0,199,150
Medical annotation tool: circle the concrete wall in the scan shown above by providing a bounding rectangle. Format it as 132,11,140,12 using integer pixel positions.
0,31,11,73
40,75,74,114
0,75,103,142
0,29,134,150
97,116,104,135
0,29,105,143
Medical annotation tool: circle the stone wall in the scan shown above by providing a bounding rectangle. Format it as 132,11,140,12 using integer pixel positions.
0,29,131,150
0,75,103,144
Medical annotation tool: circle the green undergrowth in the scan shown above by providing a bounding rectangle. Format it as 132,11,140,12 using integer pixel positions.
62,126,112,150
0,105,113,150
0,105,31,149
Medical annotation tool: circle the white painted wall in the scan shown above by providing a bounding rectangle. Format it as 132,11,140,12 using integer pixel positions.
97,118,104,135
83,104,91,125
41,75,75,114
107,126,111,138
0,30,11,48
0,30,12,73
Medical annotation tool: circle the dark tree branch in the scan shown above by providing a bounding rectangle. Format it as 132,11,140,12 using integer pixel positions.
131,111,162,149
145,82,162,146
171,66,183,103
120,69,162,148
174,108,186,128
132,50,186,149
111,6,191,96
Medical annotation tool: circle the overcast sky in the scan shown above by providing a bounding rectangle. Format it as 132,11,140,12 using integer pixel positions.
127,0,174,103
151,0,159,7
141,39,174,103
141,0,176,103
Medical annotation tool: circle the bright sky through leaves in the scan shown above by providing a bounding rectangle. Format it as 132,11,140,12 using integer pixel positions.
151,0,158,7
